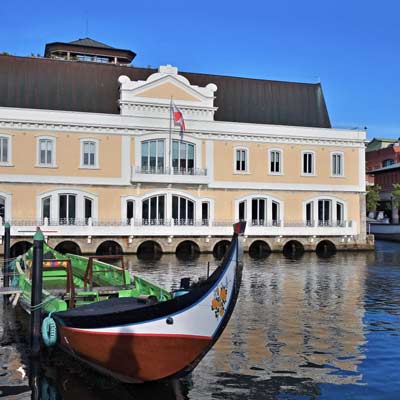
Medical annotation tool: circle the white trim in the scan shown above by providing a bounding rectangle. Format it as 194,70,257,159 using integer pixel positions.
210,181,364,192
36,188,98,222
0,107,366,145
36,135,57,168
234,193,284,223
80,138,99,169
359,146,366,191
301,150,316,176
301,195,348,226
331,151,344,177
0,134,12,166
233,146,249,174
0,190,12,222
268,148,283,175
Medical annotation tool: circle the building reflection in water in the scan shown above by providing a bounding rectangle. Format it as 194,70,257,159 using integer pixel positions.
195,252,369,387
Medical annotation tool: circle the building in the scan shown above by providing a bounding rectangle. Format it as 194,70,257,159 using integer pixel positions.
366,137,400,184
0,38,371,256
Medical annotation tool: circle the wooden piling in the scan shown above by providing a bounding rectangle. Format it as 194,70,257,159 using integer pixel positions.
30,228,44,356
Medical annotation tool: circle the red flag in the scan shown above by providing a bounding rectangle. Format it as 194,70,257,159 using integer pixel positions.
172,102,185,136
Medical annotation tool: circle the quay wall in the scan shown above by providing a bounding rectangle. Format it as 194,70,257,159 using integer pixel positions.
0,235,375,255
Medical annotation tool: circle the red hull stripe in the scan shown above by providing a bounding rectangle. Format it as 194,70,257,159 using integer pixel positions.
62,327,212,340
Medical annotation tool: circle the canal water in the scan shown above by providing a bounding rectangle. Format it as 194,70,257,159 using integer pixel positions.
1,240,400,399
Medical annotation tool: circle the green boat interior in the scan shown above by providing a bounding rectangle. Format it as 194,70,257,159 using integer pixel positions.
10,244,171,314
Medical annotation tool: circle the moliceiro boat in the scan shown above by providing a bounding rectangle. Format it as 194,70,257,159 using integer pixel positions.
9,222,245,382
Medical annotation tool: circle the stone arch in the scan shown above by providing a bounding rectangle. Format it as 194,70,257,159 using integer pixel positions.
54,240,82,255
137,240,163,260
316,240,337,257
248,240,271,259
176,240,200,260
213,240,231,260
282,240,305,258
10,241,32,258
96,240,123,256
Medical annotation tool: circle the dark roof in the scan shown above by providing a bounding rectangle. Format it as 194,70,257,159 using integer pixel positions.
68,38,114,49
0,55,331,128
367,163,400,174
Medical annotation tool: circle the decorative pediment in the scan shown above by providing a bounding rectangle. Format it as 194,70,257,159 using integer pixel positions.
118,65,218,122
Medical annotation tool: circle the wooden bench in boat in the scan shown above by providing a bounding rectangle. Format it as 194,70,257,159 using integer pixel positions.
47,285,132,297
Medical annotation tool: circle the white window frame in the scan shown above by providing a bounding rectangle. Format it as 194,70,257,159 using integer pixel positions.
268,148,283,175
331,151,344,177
80,138,99,169
36,136,56,168
0,134,12,166
234,194,284,225
302,196,347,227
301,150,316,176
36,189,98,225
234,146,249,173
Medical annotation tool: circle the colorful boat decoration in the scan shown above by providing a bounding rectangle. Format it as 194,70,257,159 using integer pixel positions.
8,222,245,383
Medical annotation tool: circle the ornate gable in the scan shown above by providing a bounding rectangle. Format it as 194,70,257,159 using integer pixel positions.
118,65,218,121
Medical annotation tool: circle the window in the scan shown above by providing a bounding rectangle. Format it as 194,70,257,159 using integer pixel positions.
318,199,332,226
38,137,55,166
202,202,209,225
126,200,134,223
173,140,195,174
383,159,394,167
172,195,194,225
84,197,92,223
0,136,9,164
331,152,344,176
82,140,98,168
272,201,280,226
235,148,248,172
238,201,246,221
251,198,266,226
269,149,282,174
142,195,165,224
41,197,51,223
337,202,344,226
59,194,76,225
302,151,314,175
141,139,165,173
0,196,5,222
306,202,313,226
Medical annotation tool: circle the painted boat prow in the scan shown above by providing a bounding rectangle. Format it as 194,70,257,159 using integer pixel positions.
54,222,246,382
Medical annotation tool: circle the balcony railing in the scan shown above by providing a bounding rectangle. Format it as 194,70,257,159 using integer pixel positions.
134,166,207,176
0,218,357,237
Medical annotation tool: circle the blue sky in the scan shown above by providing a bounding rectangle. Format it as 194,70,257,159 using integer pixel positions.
0,0,399,139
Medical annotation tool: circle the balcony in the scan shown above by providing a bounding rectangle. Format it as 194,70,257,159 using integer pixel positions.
131,166,210,184
0,218,357,238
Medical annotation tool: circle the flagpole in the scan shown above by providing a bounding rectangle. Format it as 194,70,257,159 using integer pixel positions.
169,97,172,175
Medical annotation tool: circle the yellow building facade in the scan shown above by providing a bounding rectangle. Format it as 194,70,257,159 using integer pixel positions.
0,63,371,255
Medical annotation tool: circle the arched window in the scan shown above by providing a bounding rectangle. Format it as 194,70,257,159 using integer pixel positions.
236,195,282,226
251,198,267,226
38,189,97,225
172,140,195,174
383,159,394,167
141,139,165,173
304,197,346,227
142,195,165,225
172,195,194,225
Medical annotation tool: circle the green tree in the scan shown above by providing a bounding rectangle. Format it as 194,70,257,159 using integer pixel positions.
366,185,381,212
392,183,400,207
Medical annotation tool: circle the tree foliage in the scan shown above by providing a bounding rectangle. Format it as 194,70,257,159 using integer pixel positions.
392,183,400,207
366,185,381,212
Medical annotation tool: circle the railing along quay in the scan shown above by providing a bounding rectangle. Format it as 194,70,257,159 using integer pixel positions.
0,218,357,238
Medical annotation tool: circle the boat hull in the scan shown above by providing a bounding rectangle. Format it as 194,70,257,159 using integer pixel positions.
59,327,211,382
